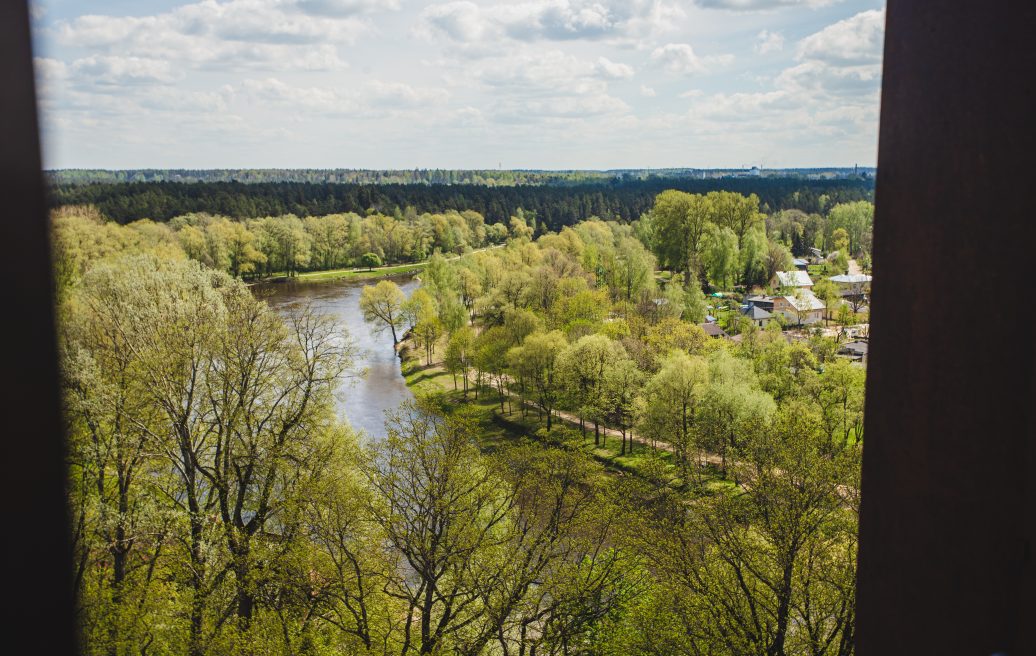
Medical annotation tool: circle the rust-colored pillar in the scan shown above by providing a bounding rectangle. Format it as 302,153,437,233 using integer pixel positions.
0,1,76,652
858,2,1036,654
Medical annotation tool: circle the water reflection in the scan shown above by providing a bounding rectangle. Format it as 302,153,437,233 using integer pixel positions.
256,277,418,438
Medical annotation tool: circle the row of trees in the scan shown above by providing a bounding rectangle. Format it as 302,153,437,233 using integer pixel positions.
51,205,510,285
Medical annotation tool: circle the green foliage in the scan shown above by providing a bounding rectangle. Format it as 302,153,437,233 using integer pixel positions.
61,187,867,656
360,251,382,269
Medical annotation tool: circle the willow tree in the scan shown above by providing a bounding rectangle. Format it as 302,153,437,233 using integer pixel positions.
359,279,407,345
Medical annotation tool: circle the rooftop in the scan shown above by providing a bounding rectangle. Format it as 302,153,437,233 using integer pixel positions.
830,274,874,284
776,270,814,288
782,289,826,311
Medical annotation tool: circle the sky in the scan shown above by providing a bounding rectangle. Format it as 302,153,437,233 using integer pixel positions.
31,0,887,170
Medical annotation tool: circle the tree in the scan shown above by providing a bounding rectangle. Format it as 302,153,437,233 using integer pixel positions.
444,326,475,393
359,280,406,345
508,331,567,431
766,240,795,283
600,358,645,455
697,379,776,475
684,401,853,656
556,334,625,445
739,224,770,288
360,251,382,271
707,190,764,243
812,278,842,326
65,255,352,653
827,201,873,257
364,400,517,655
639,351,709,485
648,190,713,282
305,213,352,270
413,313,443,366
702,223,740,290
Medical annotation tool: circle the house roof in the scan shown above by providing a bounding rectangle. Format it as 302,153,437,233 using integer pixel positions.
792,258,809,266
776,270,814,288
781,289,826,311
830,274,873,284
699,322,729,338
741,305,772,320
839,341,869,355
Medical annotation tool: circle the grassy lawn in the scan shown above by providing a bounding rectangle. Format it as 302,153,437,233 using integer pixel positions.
292,262,426,283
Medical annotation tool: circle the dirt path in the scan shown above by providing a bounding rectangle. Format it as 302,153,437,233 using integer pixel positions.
462,370,727,467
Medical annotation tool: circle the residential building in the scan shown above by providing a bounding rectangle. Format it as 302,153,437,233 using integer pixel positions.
699,322,729,338
772,290,826,325
740,304,773,328
775,270,814,290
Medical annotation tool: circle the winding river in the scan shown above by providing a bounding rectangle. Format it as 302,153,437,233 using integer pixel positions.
257,277,419,438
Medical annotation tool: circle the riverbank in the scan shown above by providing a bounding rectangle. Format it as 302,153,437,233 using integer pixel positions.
259,262,425,285
257,243,506,285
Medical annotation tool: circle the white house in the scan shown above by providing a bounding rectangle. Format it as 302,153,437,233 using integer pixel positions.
772,290,826,325
775,270,814,290
829,273,873,295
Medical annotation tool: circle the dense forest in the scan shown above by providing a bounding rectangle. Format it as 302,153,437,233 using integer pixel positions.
48,177,874,230
59,188,870,655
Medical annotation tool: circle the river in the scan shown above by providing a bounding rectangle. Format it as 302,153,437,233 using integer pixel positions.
256,276,419,438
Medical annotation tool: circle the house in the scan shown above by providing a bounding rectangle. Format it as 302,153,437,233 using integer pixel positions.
830,273,873,311
838,340,869,363
745,294,775,311
793,258,809,271
772,290,826,325
740,304,773,328
829,273,873,295
775,270,814,290
699,322,729,338
807,247,824,263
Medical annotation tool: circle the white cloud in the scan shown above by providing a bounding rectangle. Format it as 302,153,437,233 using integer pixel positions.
419,0,683,44
594,57,635,79
695,0,840,11
755,30,784,54
797,8,884,64
35,0,884,168
651,43,706,73
70,56,183,87
650,43,732,74
673,7,883,161
294,0,400,16
238,77,449,116
52,0,385,72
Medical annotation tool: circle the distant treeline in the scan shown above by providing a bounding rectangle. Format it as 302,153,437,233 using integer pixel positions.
47,167,875,187
49,177,875,229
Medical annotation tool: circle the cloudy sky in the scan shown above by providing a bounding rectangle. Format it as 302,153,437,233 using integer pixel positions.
31,0,886,170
